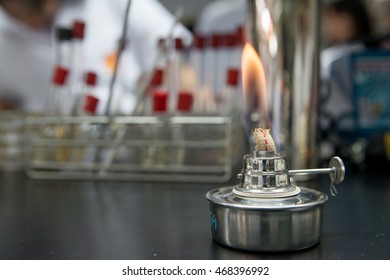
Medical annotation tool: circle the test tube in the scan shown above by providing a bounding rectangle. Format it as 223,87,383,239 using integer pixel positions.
77,71,98,115
70,20,86,114
143,90,169,167
215,32,239,109
53,27,73,113
215,34,227,106
174,91,193,165
49,65,71,161
156,37,168,70
36,66,68,162
168,37,185,114
46,65,70,115
144,68,164,115
190,34,206,114
71,93,100,163
223,68,240,115
55,27,73,66
69,71,97,163
222,33,238,74
232,25,245,68
203,34,222,114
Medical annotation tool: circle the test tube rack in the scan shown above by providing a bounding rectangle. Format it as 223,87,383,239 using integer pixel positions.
24,115,243,182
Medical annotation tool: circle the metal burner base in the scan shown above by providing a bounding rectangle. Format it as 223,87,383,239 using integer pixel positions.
206,186,328,252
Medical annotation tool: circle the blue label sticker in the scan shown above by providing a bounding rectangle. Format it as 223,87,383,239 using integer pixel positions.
210,213,217,230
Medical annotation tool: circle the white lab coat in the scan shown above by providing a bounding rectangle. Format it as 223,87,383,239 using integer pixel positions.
0,0,190,114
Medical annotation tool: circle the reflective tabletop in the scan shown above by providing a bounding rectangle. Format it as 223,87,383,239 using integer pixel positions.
0,168,389,259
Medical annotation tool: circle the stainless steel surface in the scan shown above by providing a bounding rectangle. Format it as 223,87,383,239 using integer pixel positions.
207,186,327,210
289,168,336,175
329,156,345,184
206,150,344,251
207,186,327,251
245,0,320,170
289,156,346,184
235,151,300,198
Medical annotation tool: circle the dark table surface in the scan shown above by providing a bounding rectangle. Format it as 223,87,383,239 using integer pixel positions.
0,167,389,260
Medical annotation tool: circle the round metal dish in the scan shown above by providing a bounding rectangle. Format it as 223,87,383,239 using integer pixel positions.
206,186,328,252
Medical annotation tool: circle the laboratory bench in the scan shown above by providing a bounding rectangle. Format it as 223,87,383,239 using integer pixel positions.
0,167,389,260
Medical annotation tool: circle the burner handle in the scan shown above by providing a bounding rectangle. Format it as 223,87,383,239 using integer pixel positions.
288,156,345,184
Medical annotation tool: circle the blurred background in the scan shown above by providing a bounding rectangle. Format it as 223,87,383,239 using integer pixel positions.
162,0,390,34
0,0,389,178
134,0,390,174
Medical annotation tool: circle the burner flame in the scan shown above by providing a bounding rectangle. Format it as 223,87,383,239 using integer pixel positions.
241,42,269,128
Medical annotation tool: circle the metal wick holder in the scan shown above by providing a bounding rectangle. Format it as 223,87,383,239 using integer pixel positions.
235,150,345,198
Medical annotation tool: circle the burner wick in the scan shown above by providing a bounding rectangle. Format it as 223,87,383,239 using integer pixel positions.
253,127,276,152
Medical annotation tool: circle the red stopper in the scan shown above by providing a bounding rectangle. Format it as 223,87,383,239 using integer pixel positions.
225,33,236,47
83,94,99,114
152,90,168,113
150,68,164,86
193,34,205,49
174,37,184,50
84,71,98,86
211,34,222,49
177,91,193,112
52,65,69,86
72,20,85,39
226,68,239,86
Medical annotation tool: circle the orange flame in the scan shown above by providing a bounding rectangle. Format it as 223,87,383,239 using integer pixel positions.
241,42,269,127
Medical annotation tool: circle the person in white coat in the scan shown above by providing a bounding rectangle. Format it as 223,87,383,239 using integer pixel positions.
0,0,190,113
